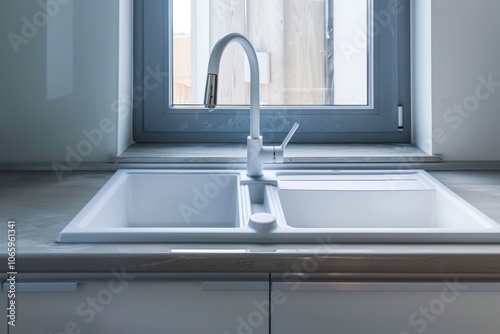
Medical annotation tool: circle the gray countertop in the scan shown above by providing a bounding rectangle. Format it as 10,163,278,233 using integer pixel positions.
1,169,500,277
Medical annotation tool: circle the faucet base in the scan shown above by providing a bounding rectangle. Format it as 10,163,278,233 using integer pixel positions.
247,136,264,178
246,136,275,178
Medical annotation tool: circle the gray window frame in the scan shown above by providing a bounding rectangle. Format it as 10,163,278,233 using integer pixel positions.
133,0,411,143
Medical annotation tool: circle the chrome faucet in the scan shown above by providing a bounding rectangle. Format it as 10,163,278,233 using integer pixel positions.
204,32,299,178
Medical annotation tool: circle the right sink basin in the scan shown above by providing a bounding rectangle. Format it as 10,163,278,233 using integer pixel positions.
267,170,500,242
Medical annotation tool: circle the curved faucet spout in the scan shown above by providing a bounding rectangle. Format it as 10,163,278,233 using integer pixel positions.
205,33,299,178
204,33,261,139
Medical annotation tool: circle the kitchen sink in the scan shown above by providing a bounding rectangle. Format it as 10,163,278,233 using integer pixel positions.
58,169,500,243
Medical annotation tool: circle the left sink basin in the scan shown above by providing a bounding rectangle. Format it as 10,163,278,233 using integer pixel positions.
58,170,244,242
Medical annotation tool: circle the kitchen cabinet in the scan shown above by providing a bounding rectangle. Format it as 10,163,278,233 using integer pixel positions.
2,275,269,334
271,278,500,334
6,274,500,334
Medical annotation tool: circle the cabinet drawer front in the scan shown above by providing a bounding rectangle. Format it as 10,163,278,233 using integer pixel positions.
272,281,500,334
8,280,269,334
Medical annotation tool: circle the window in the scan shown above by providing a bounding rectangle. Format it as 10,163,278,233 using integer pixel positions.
134,0,410,143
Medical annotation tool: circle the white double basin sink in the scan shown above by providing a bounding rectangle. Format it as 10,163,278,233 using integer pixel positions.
58,169,500,243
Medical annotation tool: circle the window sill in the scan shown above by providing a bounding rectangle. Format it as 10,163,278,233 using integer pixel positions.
110,143,441,164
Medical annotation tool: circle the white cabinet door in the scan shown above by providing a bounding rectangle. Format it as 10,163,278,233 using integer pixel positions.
271,280,500,334
3,277,269,334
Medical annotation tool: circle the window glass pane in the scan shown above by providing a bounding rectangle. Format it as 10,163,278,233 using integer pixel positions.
333,0,369,105
172,0,369,106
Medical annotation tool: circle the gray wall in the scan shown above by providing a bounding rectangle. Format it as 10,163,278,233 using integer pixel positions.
411,0,433,155
413,0,500,161
0,0,122,164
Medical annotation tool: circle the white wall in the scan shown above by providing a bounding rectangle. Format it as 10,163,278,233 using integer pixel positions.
413,0,500,161
117,0,134,155
411,0,433,155
0,0,129,164
2,0,500,163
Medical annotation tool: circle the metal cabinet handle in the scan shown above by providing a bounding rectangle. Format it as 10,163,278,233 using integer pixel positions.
272,282,500,292
2,282,78,292
202,281,269,291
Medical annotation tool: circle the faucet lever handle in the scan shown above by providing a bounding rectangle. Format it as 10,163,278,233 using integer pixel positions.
281,123,300,149
273,123,299,164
